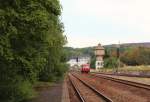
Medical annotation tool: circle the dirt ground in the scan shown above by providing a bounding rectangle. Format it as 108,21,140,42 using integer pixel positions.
30,81,63,102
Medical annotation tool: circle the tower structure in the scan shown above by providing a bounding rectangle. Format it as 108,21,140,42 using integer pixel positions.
94,43,105,71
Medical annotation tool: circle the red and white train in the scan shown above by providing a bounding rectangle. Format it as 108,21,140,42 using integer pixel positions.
81,64,90,73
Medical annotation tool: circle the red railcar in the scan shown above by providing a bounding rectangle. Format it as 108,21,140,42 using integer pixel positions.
81,64,90,73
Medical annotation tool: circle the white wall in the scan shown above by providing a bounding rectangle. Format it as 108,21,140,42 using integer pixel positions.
67,57,90,67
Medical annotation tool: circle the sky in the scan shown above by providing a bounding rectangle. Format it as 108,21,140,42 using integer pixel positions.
60,0,150,48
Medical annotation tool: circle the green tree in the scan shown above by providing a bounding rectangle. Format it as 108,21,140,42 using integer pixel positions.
90,55,96,69
104,57,118,68
136,47,150,65
120,47,150,65
0,0,66,102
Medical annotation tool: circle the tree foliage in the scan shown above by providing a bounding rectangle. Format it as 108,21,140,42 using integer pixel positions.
121,47,150,65
0,0,67,102
104,57,118,68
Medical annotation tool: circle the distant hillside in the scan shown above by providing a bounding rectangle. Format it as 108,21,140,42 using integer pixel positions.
64,42,150,59
64,47,94,59
105,42,150,48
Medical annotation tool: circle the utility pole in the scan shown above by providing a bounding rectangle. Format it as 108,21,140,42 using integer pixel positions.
116,41,120,73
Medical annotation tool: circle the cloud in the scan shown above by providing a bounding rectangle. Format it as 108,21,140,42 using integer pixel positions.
74,0,150,29
66,34,102,48
61,0,150,47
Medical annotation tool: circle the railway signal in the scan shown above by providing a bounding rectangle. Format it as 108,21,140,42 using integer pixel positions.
76,57,79,62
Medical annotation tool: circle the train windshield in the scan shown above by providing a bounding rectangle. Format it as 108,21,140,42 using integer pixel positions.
83,64,90,68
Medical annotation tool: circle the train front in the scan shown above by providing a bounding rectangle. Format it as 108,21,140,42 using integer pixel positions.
81,64,90,73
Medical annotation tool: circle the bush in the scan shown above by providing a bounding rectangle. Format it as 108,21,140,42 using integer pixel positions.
104,57,118,68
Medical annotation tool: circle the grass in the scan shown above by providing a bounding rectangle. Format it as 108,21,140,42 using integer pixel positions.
33,81,54,92
95,65,150,73
33,74,66,91
34,81,54,87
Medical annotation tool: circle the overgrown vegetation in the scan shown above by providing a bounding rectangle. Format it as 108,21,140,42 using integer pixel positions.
97,66,150,73
103,46,150,68
121,47,150,65
0,0,68,102
65,44,150,68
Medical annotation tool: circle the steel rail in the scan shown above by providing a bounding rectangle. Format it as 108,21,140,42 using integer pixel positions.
69,75,85,102
91,73,150,90
91,72,150,78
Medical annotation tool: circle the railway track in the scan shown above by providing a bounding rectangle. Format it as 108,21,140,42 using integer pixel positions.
91,72,150,78
69,73,113,102
91,73,150,90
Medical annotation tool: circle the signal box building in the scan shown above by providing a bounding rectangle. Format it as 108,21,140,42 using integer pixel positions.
94,43,105,71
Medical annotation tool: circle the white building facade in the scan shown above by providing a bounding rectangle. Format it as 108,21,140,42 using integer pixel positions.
67,56,91,67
